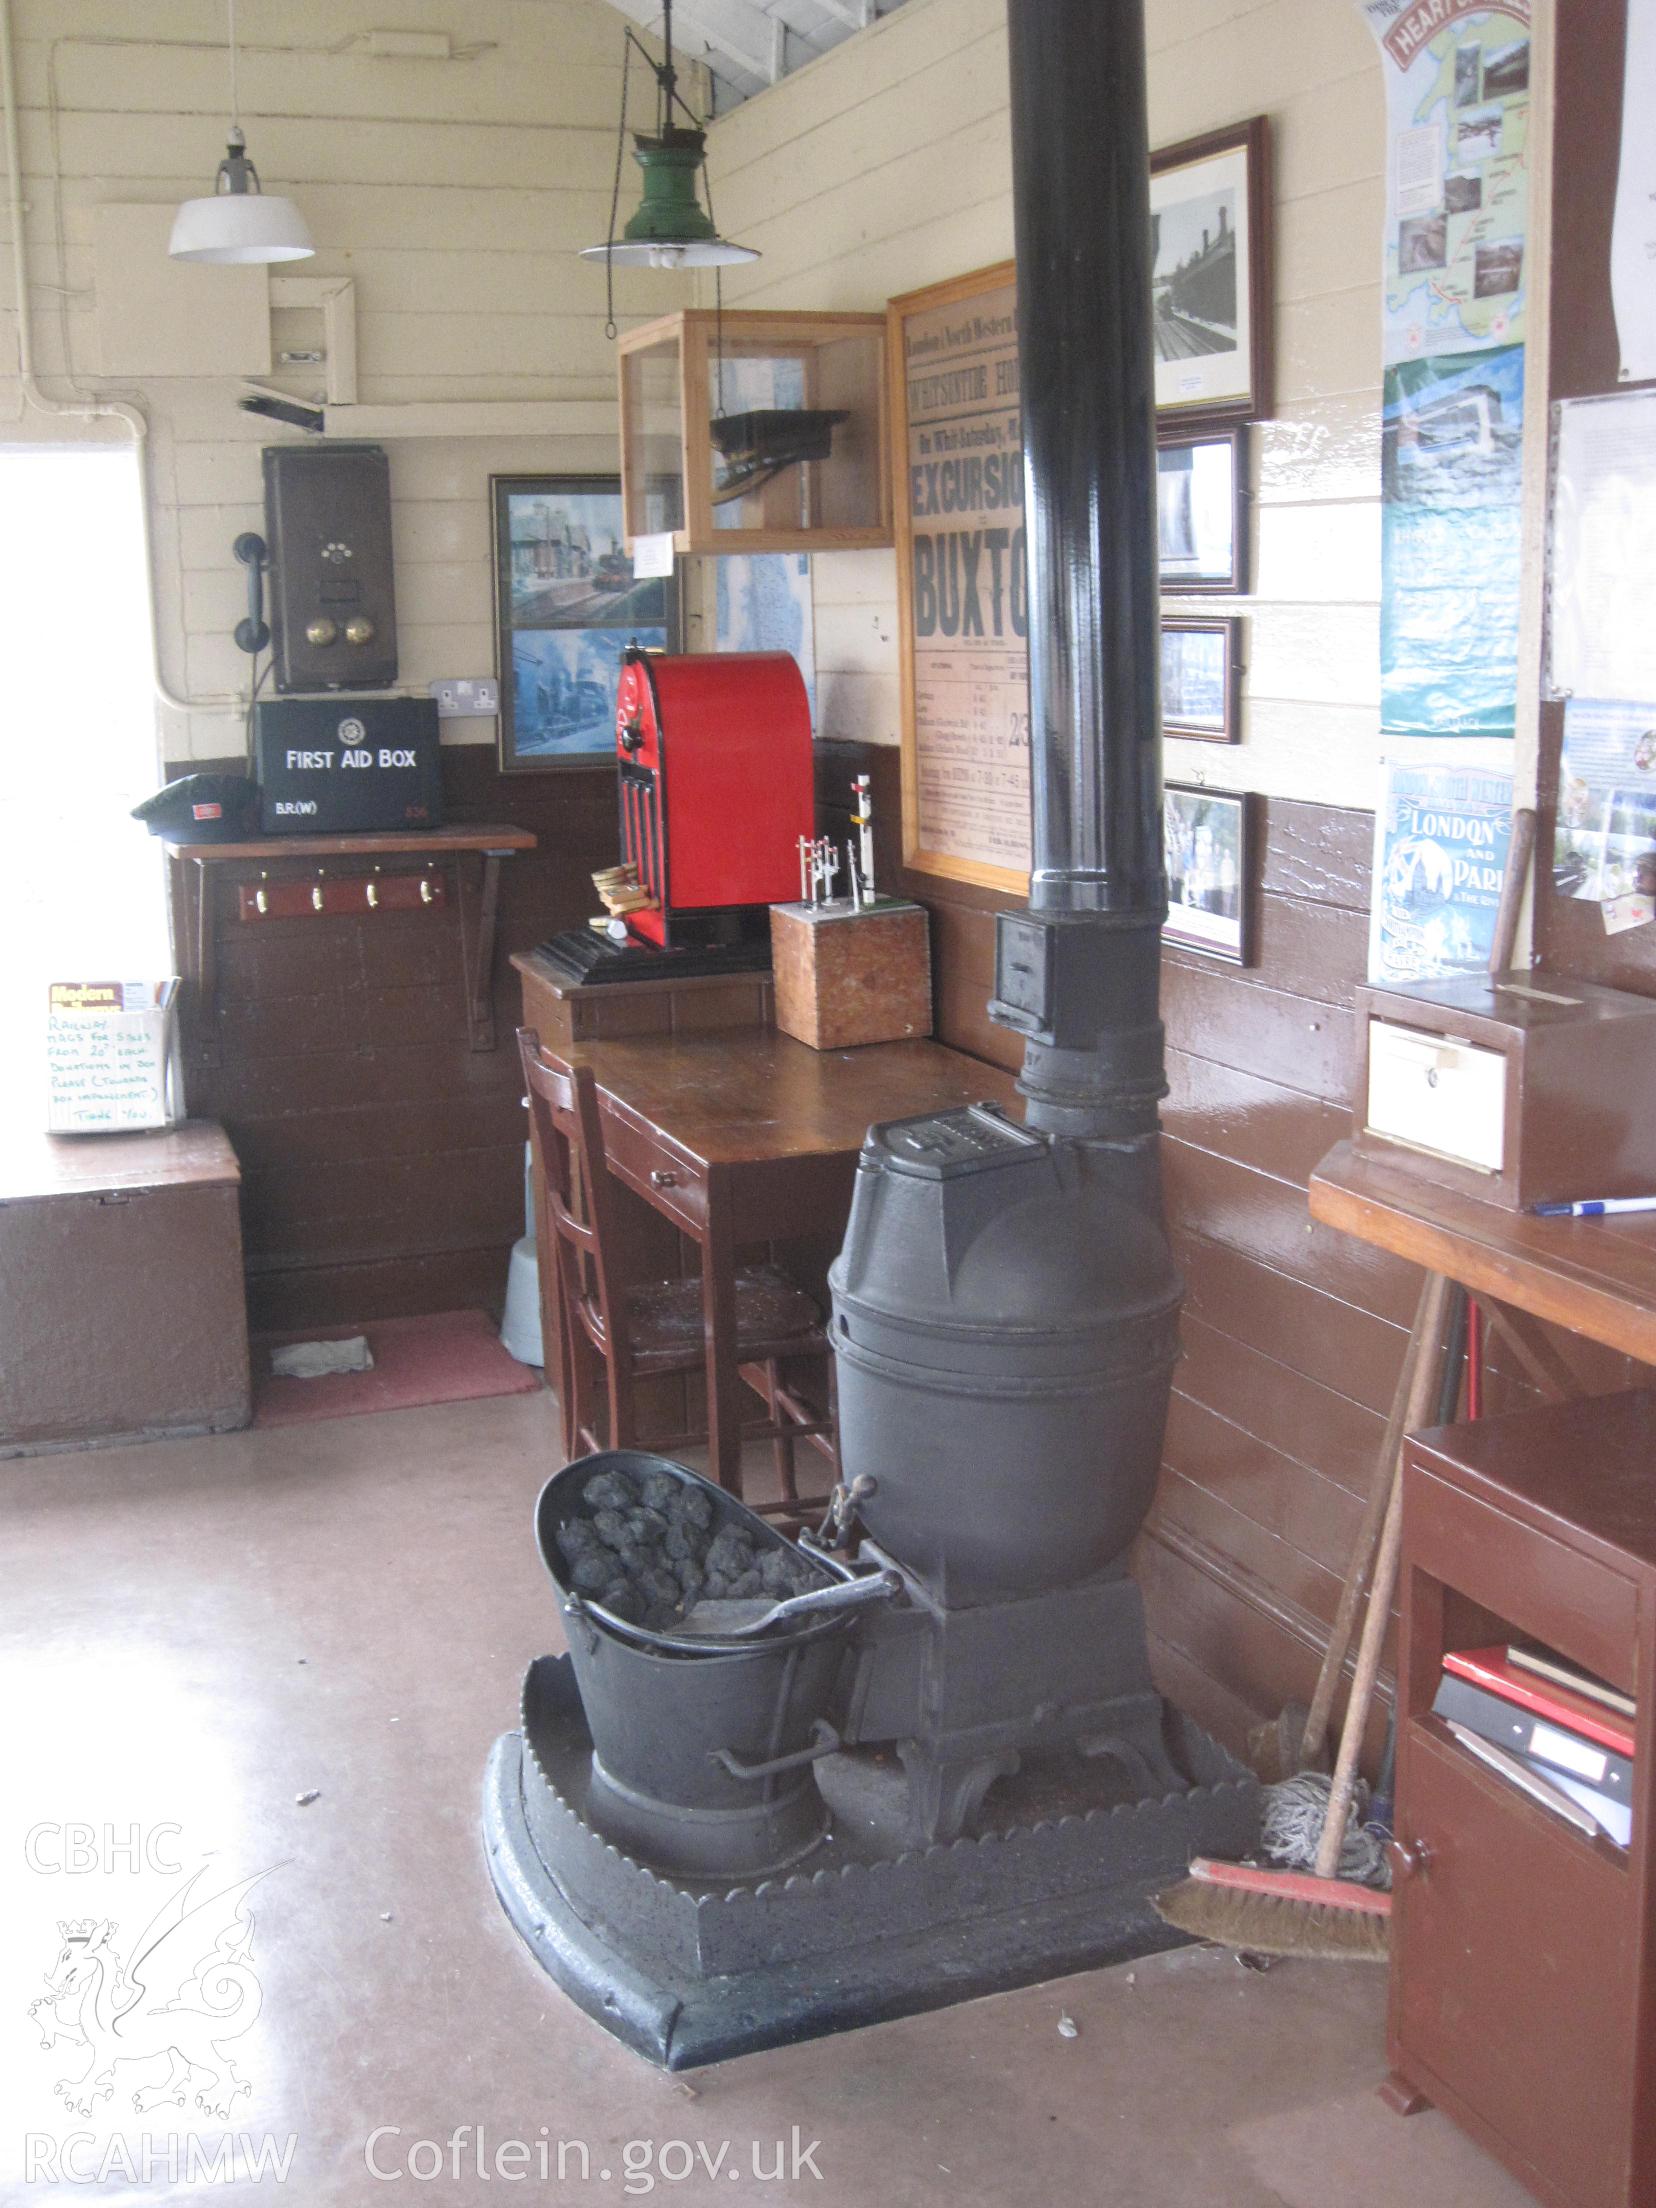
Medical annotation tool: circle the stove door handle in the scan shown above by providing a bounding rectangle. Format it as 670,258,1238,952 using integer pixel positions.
710,1718,841,1782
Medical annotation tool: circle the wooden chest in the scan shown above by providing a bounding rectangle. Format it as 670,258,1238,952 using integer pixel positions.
770,900,933,1051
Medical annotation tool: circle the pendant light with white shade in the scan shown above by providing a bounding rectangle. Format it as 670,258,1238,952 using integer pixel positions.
581,0,756,274
169,0,314,265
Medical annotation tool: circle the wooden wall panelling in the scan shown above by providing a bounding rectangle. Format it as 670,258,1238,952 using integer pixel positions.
168,747,621,1331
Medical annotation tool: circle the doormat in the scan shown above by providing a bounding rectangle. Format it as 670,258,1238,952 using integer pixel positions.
252,1309,542,1429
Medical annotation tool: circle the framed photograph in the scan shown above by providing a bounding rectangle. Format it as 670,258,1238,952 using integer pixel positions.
493,475,678,772
1158,428,1247,593
1163,782,1255,964
1150,116,1272,427
1162,616,1241,742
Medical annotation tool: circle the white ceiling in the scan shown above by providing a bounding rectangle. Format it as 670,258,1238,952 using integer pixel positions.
602,1,912,113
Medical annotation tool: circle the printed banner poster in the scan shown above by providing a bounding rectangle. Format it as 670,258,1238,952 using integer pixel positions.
1369,758,1515,983
900,275,1031,880
1359,0,1532,365
1381,344,1524,736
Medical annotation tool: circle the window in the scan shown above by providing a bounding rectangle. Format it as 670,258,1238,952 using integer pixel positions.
0,444,168,1122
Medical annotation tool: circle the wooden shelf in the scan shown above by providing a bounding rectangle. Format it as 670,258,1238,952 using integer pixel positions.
1310,1139,1656,1368
166,826,536,1053
164,825,535,862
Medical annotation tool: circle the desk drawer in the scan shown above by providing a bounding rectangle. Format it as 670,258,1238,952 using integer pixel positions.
604,1115,707,1230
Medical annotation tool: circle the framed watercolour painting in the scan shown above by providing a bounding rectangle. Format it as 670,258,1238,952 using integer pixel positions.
493,475,677,772
1162,616,1241,742
1163,782,1255,963
1157,428,1247,593
1150,117,1272,428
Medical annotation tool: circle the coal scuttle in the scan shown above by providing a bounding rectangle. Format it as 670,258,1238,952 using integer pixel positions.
483,0,1259,2067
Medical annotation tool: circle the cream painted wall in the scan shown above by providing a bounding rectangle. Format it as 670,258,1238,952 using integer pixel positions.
0,0,692,763
704,0,1390,811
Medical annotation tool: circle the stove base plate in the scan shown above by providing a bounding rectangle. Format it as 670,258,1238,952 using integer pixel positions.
482,1656,1259,2070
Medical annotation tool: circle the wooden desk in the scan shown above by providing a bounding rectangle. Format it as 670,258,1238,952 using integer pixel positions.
547,1026,1022,1490
1310,1139,1656,1370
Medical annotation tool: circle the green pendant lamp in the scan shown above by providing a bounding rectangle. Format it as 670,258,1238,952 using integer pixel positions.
581,0,757,271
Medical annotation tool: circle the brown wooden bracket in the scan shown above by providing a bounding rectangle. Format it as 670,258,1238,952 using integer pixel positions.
189,857,220,1070
1478,1295,1586,1401
458,849,511,1052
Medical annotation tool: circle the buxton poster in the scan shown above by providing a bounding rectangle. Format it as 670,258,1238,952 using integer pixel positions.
892,265,1032,890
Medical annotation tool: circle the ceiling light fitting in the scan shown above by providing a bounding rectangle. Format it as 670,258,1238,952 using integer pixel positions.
581,0,757,293
169,0,314,265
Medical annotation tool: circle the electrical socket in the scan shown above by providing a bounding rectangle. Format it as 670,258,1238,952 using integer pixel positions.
429,677,500,719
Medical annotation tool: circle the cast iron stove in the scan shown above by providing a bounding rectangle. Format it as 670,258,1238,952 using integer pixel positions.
483,0,1260,2066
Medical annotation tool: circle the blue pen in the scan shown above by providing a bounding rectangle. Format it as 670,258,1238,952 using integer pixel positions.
1530,1196,1656,1218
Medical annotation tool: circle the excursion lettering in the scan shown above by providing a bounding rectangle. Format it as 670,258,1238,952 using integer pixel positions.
909,452,1025,517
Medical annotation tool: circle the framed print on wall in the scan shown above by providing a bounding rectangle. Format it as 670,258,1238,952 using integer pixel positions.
1157,427,1248,593
1162,616,1241,741
493,475,678,772
1163,782,1256,963
1150,116,1272,428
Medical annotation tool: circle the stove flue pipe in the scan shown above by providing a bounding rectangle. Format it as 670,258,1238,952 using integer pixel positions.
990,0,1167,1144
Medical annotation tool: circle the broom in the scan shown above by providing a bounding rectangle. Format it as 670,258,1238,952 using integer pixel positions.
1153,1272,1456,1960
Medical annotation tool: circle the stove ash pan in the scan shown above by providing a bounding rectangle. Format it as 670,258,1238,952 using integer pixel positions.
828,1105,1183,1603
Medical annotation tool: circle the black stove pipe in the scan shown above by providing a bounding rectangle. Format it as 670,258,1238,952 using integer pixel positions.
991,0,1168,1143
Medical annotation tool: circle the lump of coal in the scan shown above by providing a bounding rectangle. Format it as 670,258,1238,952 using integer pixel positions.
706,1527,754,1577
758,1549,796,1595
639,1566,683,1610
670,1487,714,1531
555,1520,599,1563
592,1508,631,1551
728,1567,765,1600
583,1469,638,1513
600,1582,646,1625
626,1506,669,1542
639,1471,679,1514
675,1559,705,1602
570,1552,615,1595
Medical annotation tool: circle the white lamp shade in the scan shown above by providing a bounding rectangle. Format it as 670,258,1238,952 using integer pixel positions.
579,236,758,269
169,192,314,264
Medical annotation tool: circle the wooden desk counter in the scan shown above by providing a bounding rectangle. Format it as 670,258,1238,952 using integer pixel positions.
521,1005,1022,1490
1310,1139,1656,1369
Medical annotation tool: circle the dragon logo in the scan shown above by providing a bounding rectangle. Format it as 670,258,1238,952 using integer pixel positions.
25,1867,272,2119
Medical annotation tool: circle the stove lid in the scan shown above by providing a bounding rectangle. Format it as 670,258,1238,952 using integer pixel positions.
867,1105,1046,1180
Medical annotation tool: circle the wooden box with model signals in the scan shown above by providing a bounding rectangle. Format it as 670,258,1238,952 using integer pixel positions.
770,899,932,1052
1353,971,1656,1210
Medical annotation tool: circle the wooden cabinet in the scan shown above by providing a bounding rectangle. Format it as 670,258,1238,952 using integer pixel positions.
1390,1389,1656,2208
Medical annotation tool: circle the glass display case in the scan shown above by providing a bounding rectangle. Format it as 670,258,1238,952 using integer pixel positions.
617,309,891,554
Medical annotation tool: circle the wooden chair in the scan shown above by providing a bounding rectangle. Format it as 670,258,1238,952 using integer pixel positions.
518,1028,837,1514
